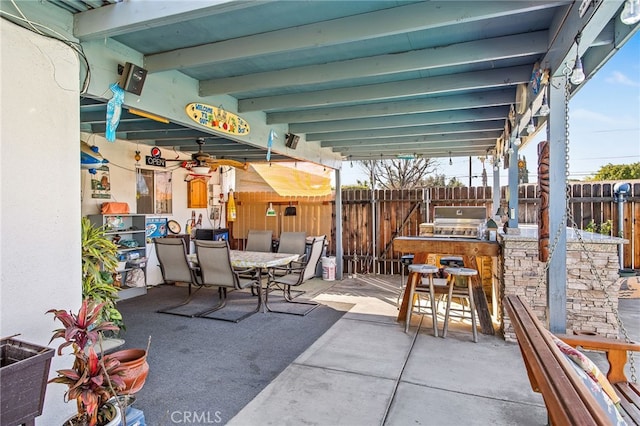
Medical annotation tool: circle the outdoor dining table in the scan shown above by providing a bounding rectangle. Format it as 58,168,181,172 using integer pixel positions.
188,250,300,313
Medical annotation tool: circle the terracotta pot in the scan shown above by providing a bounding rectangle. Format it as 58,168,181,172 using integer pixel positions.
110,349,148,394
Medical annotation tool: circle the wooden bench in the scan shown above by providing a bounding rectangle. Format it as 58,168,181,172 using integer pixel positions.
504,295,640,425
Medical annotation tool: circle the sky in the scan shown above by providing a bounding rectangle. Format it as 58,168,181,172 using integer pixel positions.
340,30,640,186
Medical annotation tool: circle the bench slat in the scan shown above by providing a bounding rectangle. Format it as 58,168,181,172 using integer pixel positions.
616,382,640,425
504,295,619,426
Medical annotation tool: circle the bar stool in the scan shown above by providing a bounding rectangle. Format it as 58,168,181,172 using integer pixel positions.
405,264,439,336
442,267,479,342
397,254,414,307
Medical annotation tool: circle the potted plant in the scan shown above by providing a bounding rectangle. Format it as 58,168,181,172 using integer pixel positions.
81,217,123,331
81,217,150,392
47,299,125,426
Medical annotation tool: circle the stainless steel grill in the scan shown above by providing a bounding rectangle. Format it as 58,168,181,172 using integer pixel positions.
432,206,487,238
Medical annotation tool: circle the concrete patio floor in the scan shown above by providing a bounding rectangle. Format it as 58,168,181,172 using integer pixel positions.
228,274,639,426
124,272,639,425
225,275,543,425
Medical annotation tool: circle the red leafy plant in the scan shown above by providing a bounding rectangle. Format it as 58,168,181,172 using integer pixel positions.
47,299,126,426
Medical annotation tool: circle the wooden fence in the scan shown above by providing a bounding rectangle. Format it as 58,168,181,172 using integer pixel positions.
338,181,639,275
232,181,639,274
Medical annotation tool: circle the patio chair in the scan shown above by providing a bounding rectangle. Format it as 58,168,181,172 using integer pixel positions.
245,230,273,252
154,237,211,317
265,236,326,316
194,240,261,322
277,231,307,256
271,231,308,297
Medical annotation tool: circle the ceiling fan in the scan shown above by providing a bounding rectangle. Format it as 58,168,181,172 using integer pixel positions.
179,138,249,174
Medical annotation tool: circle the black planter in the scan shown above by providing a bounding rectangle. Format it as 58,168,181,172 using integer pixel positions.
0,338,54,426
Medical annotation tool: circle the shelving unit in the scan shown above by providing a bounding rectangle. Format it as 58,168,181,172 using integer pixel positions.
87,214,147,300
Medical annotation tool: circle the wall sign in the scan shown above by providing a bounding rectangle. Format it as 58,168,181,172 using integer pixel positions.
91,165,111,199
185,103,250,135
146,217,168,239
145,146,166,167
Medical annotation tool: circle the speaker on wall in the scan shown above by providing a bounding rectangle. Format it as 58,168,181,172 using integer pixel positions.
285,133,300,149
118,62,147,95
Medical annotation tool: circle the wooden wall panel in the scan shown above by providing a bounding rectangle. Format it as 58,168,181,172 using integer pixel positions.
232,191,332,249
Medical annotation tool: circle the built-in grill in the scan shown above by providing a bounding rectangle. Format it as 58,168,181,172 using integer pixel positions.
432,206,487,239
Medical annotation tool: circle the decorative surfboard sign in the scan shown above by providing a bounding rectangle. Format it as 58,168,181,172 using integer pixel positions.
185,103,250,136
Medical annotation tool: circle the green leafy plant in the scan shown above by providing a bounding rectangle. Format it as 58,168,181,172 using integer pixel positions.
585,219,598,233
81,217,123,330
583,219,614,236
600,219,613,236
47,300,125,426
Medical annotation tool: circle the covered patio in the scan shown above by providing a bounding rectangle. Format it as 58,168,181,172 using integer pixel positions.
1,1,639,424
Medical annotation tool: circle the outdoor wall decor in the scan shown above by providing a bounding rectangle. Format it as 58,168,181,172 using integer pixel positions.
91,165,111,199
538,141,550,262
185,103,250,135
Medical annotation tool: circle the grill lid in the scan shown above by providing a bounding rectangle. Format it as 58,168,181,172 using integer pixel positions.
433,207,487,238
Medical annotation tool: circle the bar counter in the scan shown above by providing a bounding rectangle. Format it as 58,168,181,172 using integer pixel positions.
393,236,500,335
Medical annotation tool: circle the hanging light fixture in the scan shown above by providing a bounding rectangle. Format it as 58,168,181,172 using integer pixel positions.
570,33,585,85
514,136,522,148
526,114,536,134
191,165,211,175
511,124,521,148
621,0,640,24
539,92,550,116
449,151,453,166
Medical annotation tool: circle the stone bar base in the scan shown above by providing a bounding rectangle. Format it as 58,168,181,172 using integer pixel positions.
500,226,624,342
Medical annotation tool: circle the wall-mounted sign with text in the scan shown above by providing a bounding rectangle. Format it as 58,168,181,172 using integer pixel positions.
185,103,250,136
146,146,166,167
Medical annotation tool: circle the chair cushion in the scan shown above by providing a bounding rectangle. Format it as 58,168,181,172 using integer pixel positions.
550,333,626,425
550,334,621,405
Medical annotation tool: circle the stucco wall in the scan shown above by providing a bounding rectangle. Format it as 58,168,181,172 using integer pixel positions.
0,20,81,424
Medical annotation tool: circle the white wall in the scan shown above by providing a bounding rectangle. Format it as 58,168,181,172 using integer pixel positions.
0,20,81,424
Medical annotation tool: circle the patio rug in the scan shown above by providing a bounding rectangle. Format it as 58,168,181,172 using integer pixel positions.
115,284,352,425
